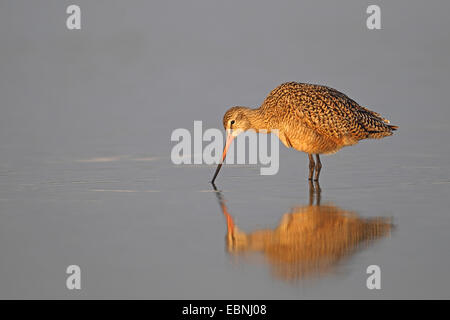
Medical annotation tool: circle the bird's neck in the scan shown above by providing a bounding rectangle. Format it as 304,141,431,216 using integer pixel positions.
244,108,269,132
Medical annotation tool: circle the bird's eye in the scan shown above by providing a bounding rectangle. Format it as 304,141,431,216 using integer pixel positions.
230,120,235,125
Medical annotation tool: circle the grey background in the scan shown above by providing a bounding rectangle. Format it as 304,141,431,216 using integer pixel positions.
0,0,449,298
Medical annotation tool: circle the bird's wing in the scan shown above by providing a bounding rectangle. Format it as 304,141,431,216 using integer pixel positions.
275,83,394,140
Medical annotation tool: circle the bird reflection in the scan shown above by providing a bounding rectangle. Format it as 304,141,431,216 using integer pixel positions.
212,182,393,282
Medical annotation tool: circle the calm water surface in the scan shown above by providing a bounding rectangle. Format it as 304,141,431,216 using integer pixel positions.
1,127,449,298
1,1,450,299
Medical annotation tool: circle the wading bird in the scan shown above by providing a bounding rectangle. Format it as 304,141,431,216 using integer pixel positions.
211,82,397,183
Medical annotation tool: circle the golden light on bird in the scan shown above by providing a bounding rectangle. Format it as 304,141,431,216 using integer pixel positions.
211,82,397,183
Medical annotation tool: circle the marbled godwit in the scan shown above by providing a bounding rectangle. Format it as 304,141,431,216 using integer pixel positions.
211,82,398,183
212,183,393,281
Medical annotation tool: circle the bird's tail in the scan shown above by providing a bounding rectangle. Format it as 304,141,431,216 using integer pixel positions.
351,105,398,139
367,124,398,139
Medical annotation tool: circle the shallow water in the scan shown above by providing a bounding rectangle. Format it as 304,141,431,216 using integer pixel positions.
1,131,449,299
1,1,450,299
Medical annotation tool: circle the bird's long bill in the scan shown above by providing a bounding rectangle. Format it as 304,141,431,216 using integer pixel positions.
211,131,235,184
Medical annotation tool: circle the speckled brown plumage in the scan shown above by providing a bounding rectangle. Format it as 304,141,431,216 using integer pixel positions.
261,82,396,147
219,81,398,181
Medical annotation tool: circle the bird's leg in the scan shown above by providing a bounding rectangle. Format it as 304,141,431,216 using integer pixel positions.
308,179,321,205
314,180,321,205
314,154,322,181
308,180,314,205
308,154,315,180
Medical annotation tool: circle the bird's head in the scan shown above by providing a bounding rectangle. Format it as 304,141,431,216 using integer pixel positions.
211,106,253,184
222,106,252,136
